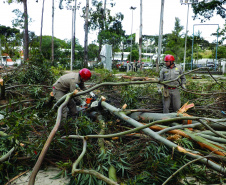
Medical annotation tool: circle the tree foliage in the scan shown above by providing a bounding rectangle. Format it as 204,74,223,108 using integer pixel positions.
215,45,226,58
99,19,125,51
7,0,29,61
0,65,226,185
88,0,125,59
192,0,226,22
41,36,65,60
165,17,184,63
11,8,32,29
212,23,226,44
0,25,21,57
0,25,20,39
127,49,139,61
88,43,99,61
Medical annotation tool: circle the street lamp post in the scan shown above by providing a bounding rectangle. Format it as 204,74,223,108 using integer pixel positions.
157,0,165,72
181,0,199,71
130,6,136,62
60,0,77,71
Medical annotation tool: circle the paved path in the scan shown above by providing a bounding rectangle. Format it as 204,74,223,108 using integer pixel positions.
11,167,70,185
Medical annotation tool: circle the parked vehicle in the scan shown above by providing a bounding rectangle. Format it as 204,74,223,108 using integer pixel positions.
119,62,127,71
0,56,21,66
143,63,152,70
93,62,103,68
206,61,215,68
206,61,219,70
151,63,164,69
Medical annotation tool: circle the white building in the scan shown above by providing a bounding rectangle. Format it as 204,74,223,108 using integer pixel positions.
113,52,157,62
0,55,21,66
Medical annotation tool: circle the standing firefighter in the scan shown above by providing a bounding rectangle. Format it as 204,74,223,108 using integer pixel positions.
52,68,91,118
159,55,186,113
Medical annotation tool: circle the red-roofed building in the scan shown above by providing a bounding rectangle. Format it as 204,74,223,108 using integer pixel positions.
0,53,15,66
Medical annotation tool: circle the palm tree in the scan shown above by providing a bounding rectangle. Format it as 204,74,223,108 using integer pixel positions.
22,0,29,62
8,0,29,62
51,0,54,65
84,0,89,67
39,0,45,52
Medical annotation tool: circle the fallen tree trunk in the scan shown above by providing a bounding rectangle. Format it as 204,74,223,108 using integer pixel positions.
121,75,155,81
100,101,226,175
28,94,71,185
129,112,226,130
148,125,226,152
96,114,118,183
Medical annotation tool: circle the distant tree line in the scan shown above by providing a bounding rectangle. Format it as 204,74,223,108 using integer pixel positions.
0,0,225,69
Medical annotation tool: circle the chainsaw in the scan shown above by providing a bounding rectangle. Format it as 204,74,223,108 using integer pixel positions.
76,91,99,112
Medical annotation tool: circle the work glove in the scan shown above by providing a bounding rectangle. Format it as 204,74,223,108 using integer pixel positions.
182,84,186,90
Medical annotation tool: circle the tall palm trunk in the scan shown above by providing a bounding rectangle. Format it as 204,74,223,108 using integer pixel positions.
84,0,89,67
98,0,107,62
51,0,54,65
71,0,77,70
39,0,45,52
102,0,106,31
22,0,29,62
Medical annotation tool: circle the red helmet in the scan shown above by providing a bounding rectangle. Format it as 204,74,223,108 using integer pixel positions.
79,68,91,80
164,55,175,62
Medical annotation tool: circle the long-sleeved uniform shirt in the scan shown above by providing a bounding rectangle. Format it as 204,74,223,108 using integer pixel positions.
159,64,186,87
53,73,86,92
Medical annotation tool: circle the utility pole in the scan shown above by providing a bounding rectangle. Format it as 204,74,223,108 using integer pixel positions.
183,3,189,71
157,0,164,72
130,6,136,62
138,0,142,63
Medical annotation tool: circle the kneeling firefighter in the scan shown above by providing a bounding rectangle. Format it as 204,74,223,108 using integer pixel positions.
52,68,91,118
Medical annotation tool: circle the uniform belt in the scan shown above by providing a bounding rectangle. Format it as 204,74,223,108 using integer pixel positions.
168,87,176,89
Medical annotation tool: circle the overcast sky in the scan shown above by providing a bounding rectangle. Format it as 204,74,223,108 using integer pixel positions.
0,0,225,46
